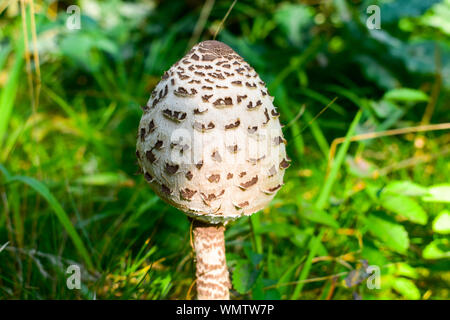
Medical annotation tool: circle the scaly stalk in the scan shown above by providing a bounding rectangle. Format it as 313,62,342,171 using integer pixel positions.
192,220,230,300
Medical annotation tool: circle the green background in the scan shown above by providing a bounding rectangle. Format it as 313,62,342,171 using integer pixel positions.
0,0,449,299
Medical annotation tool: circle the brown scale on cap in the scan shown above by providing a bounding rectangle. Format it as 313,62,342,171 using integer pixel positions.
224,119,240,130
180,188,197,200
153,140,163,149
227,145,239,153
208,174,221,183
211,151,222,162
162,109,187,122
274,136,287,145
145,150,156,163
165,163,179,175
140,128,146,142
237,201,249,208
240,175,258,189
161,184,172,195
280,158,291,169
144,172,153,182
193,107,208,115
193,121,215,132
196,160,204,170
148,120,156,133
248,155,266,164
265,184,282,194
268,165,277,177
136,40,289,300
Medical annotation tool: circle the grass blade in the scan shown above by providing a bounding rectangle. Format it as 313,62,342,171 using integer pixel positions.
0,40,24,147
6,175,94,270
291,229,324,299
316,110,362,209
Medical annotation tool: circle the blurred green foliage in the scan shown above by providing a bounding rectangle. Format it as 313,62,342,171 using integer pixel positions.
0,0,449,300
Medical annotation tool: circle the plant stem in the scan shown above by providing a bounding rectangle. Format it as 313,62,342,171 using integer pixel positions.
192,220,230,300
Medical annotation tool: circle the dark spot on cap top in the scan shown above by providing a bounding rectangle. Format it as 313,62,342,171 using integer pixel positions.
202,54,217,61
199,40,234,56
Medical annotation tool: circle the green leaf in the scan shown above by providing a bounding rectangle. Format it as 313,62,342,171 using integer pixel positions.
380,193,428,225
383,180,428,197
423,239,450,260
264,289,281,300
386,262,419,279
232,260,262,294
420,0,450,36
384,88,429,102
392,278,421,300
7,176,94,269
432,210,450,234
298,206,340,228
244,247,264,267
366,212,410,254
380,0,441,23
395,263,419,279
422,184,450,203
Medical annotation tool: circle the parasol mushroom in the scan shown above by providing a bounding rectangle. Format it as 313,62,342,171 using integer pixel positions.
136,40,289,299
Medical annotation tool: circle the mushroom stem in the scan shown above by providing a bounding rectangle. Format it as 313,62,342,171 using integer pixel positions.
192,220,231,300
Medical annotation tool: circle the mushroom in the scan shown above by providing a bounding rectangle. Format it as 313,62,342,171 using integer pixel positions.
136,40,289,300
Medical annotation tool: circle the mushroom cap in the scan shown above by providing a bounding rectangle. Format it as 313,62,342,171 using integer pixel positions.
136,40,289,224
